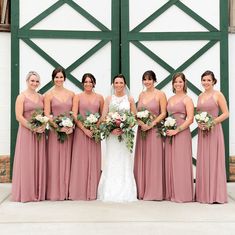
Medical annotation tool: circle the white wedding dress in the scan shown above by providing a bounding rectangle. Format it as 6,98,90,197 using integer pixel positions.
97,95,137,202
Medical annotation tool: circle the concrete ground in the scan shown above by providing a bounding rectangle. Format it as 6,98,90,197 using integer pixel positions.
1,183,235,235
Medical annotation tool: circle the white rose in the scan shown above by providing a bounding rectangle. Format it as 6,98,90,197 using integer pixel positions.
200,112,208,119
112,112,121,120
199,115,206,122
137,111,143,118
144,110,149,117
195,114,200,120
204,117,209,123
121,114,127,121
62,118,73,127
87,114,98,123
164,119,170,127
35,115,43,122
169,118,176,127
42,116,49,123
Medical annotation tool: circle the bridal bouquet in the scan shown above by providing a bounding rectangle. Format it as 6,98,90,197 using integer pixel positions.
136,108,155,139
195,111,214,136
77,111,101,142
157,115,177,144
29,108,49,140
100,110,137,153
53,112,74,143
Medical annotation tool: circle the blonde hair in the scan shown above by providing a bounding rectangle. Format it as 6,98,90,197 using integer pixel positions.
26,71,40,83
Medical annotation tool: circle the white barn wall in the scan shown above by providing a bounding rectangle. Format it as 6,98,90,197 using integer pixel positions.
229,34,235,156
0,33,11,155
0,0,234,156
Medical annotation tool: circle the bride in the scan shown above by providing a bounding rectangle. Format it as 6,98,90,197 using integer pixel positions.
97,74,137,202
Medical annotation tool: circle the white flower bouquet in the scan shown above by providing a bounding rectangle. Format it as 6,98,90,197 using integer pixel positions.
195,111,214,136
29,108,49,140
157,115,177,144
137,108,155,139
77,111,101,142
53,112,74,143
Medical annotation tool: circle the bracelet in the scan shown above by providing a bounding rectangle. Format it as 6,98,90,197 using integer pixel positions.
177,126,182,132
27,122,32,131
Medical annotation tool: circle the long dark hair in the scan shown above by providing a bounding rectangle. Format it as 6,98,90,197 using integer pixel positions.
142,70,157,82
113,74,127,84
52,67,66,81
82,73,96,88
201,70,217,85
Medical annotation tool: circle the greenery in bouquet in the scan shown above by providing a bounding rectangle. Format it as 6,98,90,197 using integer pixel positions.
77,111,101,142
29,108,49,141
136,107,155,139
53,112,74,143
100,110,137,153
195,111,215,136
157,114,177,144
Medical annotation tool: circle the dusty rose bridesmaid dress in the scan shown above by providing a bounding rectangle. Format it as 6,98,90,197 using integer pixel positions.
69,96,101,200
195,94,227,203
134,98,164,200
46,96,73,200
165,97,194,202
12,96,46,202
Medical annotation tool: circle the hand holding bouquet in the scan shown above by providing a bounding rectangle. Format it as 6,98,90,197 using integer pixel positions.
77,111,101,142
53,112,74,143
195,111,214,136
29,109,49,140
136,108,155,139
100,110,137,153
157,115,177,144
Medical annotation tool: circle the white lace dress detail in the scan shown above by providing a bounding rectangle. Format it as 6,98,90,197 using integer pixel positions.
97,95,137,202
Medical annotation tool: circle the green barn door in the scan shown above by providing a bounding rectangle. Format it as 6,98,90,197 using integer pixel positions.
120,0,229,178
10,0,121,175
11,0,229,177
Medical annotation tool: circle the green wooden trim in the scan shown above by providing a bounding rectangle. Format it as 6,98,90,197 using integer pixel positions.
131,41,175,72
18,29,113,40
66,40,109,73
66,0,109,31
120,0,130,87
191,128,198,138
220,0,229,180
111,0,121,79
20,0,109,32
20,0,64,30
21,38,84,91
131,0,179,32
39,81,54,94
10,0,20,179
128,32,221,41
21,38,62,68
175,1,218,32
157,40,217,95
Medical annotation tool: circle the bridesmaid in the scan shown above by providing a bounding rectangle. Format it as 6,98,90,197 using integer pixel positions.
12,71,46,202
195,70,229,204
165,72,194,202
134,70,167,200
44,67,74,201
69,73,104,200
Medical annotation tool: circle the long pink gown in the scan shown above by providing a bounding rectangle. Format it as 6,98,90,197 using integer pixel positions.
195,94,227,203
134,98,164,200
69,96,101,200
46,96,73,201
165,97,194,202
12,96,46,202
